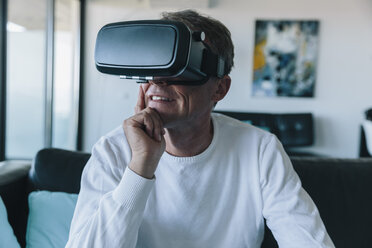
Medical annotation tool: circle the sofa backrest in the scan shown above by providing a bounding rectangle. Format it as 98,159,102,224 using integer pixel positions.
28,148,90,193
213,111,314,148
25,149,372,248
261,157,372,248
296,157,372,248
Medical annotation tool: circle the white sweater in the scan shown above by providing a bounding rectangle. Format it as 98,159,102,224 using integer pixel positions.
66,113,334,248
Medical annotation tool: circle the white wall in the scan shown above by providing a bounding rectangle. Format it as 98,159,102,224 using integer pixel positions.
82,0,372,158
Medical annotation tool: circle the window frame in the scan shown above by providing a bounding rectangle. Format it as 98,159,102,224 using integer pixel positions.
0,0,7,161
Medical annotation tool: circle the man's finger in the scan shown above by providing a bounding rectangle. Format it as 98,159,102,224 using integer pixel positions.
135,84,147,114
144,108,163,142
142,112,155,139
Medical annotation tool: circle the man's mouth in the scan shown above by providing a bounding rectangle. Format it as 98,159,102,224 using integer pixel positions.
151,96,173,102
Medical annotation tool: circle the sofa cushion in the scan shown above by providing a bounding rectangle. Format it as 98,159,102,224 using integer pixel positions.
0,196,20,248
26,191,78,248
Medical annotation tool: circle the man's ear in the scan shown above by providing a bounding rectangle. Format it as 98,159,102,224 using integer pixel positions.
212,75,231,103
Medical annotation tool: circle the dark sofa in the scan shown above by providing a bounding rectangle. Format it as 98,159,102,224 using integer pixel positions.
1,148,372,247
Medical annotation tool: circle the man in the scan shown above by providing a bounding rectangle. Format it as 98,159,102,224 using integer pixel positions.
66,10,334,248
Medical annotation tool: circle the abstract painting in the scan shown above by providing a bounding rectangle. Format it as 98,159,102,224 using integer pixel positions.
252,20,320,97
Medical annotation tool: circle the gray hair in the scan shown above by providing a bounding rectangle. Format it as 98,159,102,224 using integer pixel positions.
162,9,234,75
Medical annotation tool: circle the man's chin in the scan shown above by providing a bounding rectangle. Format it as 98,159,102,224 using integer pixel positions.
155,111,180,129
145,104,182,127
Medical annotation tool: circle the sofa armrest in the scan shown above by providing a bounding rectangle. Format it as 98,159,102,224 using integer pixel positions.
0,161,31,186
0,161,31,247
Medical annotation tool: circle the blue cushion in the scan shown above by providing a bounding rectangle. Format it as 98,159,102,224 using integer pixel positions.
0,196,20,248
26,191,78,248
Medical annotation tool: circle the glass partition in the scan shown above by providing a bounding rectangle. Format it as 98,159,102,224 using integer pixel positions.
6,0,47,159
5,0,81,159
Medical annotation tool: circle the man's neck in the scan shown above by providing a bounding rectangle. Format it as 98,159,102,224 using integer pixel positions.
164,115,214,157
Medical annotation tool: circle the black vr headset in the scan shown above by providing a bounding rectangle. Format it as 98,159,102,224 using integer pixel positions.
94,20,227,85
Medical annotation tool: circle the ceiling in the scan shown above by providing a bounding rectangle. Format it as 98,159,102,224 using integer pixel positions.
8,0,76,31
89,0,210,9
7,0,213,32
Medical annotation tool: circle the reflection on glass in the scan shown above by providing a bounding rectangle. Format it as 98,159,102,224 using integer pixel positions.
52,0,80,149
6,0,47,159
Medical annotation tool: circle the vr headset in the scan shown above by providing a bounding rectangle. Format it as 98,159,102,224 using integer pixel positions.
94,20,227,85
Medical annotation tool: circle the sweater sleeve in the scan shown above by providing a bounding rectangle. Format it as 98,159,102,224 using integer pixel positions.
259,135,335,248
65,137,154,248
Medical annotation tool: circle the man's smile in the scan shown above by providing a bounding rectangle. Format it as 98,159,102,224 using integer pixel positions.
150,95,174,102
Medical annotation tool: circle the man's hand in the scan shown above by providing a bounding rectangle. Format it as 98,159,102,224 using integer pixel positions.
123,84,166,179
